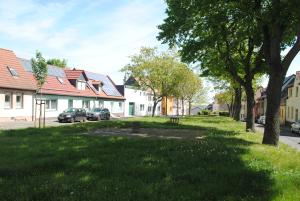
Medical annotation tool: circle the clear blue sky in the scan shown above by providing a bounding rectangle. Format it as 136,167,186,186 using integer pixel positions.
0,0,299,89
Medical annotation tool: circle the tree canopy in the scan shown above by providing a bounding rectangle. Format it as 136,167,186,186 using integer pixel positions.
31,51,48,91
47,58,67,68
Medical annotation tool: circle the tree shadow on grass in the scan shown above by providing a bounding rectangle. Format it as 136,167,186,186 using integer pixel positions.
0,121,279,201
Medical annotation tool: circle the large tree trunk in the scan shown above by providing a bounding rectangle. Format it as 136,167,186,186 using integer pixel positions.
233,86,242,121
245,84,255,132
262,71,285,146
152,101,158,117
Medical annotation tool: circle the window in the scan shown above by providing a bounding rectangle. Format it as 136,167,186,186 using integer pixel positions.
148,106,152,112
288,107,290,118
140,104,145,111
57,77,64,84
118,102,123,110
157,106,161,111
7,67,19,77
292,107,294,119
82,100,90,109
16,93,23,109
297,87,299,97
4,93,12,109
77,81,86,90
140,92,142,96
45,100,57,110
296,109,299,121
148,95,152,101
68,99,73,108
99,100,104,108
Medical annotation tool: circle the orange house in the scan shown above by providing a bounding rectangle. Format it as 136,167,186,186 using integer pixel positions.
161,96,174,115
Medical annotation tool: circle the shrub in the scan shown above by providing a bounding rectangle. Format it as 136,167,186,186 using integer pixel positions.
202,110,210,115
219,111,230,117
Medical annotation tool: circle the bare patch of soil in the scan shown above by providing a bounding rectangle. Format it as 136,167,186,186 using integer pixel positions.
85,128,204,140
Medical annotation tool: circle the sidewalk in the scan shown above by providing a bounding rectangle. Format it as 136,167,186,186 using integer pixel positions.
255,124,300,151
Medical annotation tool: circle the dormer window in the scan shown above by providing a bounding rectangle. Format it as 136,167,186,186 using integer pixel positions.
7,66,19,77
77,80,86,90
57,77,64,84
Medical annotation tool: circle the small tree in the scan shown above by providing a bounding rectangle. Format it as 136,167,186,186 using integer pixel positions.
122,47,185,117
32,51,48,128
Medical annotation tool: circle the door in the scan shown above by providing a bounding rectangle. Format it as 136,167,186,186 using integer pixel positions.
129,102,135,116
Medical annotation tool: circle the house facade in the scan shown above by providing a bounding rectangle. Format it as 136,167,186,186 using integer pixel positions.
286,72,300,124
117,77,161,117
0,48,125,121
0,49,36,121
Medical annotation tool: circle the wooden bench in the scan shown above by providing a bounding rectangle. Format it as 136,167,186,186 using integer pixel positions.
170,116,180,125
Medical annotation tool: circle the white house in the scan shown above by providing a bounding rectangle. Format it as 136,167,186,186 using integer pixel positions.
117,77,161,117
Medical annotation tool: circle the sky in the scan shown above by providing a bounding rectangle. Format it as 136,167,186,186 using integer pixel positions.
0,0,167,84
0,0,299,100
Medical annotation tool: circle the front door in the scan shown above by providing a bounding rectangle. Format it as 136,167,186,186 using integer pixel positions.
129,102,135,116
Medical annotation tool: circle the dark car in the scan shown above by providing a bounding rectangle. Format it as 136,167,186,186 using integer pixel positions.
87,108,110,121
58,108,87,123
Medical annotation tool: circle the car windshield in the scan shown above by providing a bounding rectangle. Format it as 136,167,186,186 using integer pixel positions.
64,108,76,113
92,108,103,112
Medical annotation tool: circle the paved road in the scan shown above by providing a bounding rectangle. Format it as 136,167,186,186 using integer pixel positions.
256,124,300,151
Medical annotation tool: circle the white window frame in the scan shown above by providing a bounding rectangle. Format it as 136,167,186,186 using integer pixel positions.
77,80,86,90
140,104,145,111
82,100,90,109
45,99,58,111
4,92,12,109
16,93,23,109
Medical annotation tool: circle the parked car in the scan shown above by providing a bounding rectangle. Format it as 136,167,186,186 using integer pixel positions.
58,108,87,123
291,121,300,134
257,116,265,125
87,108,110,121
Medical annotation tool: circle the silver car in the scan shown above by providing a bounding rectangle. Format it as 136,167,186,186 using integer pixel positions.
257,116,265,125
291,121,300,134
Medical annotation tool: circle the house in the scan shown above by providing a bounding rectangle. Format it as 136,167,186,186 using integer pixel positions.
244,75,295,125
117,77,161,117
286,72,300,124
0,48,36,121
0,48,125,121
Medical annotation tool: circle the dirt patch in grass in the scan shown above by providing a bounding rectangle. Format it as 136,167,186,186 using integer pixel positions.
86,128,204,140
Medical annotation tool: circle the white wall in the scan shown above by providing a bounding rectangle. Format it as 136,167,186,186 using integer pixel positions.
0,89,34,121
124,86,161,117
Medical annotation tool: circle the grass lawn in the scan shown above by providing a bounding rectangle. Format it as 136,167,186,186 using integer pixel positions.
0,116,299,201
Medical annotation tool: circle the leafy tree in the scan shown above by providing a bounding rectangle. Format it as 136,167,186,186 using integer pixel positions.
32,51,48,92
122,47,181,117
158,0,266,132
214,90,234,113
47,58,67,68
253,0,300,146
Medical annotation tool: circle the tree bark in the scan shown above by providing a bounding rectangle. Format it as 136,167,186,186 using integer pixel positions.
188,100,191,116
262,70,285,146
233,86,242,121
152,101,158,117
245,84,255,132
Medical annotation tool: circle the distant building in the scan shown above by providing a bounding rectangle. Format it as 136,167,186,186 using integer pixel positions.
286,72,300,124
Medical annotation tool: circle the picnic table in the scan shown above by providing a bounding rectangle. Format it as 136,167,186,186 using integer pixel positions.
169,116,180,125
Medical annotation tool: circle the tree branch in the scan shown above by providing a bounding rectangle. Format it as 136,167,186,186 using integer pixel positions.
283,19,300,72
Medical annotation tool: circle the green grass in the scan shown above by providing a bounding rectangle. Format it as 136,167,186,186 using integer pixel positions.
0,116,299,201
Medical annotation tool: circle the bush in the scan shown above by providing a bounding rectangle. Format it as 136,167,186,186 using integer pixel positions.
219,111,230,117
202,110,210,115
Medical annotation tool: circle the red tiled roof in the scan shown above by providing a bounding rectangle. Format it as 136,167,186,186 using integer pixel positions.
64,69,84,80
0,48,36,91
